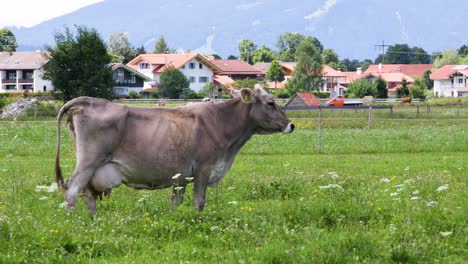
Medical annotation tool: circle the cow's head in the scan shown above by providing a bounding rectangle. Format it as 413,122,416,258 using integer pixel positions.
231,85,294,134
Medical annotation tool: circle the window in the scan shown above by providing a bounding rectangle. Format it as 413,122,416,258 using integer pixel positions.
24,71,34,79
458,78,464,84
140,63,150,69
131,75,136,83
189,63,195,69
117,69,124,83
8,72,16,79
189,76,196,83
43,86,47,92
6,85,16,90
199,76,209,83
199,63,203,69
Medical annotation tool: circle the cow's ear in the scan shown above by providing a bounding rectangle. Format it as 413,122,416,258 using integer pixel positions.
230,88,241,98
240,88,255,103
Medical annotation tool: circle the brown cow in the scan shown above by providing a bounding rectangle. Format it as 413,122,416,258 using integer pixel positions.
55,86,294,214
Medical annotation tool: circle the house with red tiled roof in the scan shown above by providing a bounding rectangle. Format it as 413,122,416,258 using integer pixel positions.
360,72,415,97
0,51,53,93
127,53,221,92
210,60,263,80
430,65,468,97
253,62,345,96
363,64,433,78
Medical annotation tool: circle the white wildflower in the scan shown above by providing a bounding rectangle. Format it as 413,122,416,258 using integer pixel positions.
394,184,404,188
185,177,194,181
36,183,58,193
426,201,438,207
39,196,48,200
174,186,184,191
328,172,339,178
227,186,236,190
380,177,390,183
436,185,449,192
404,166,410,171
412,190,420,195
59,202,67,209
410,196,420,200
172,173,181,180
319,184,343,190
390,192,398,196
389,224,397,233
404,179,414,184
227,201,238,205
440,231,453,237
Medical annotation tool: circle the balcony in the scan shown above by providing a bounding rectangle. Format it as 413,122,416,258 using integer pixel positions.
19,79,33,84
1,79,16,84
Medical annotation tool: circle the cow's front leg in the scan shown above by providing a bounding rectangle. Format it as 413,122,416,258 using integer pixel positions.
65,167,95,211
171,184,186,209
193,168,210,211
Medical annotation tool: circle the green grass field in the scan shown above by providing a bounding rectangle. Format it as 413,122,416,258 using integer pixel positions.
0,108,467,263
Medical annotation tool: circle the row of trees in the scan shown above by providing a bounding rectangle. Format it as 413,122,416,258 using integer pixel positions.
346,77,428,99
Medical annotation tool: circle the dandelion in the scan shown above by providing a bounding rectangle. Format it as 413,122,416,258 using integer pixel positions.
436,184,449,192
380,177,390,183
440,231,453,237
172,173,181,180
319,184,343,190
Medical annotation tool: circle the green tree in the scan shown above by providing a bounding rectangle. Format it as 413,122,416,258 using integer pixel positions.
458,44,468,56
107,32,137,63
43,26,113,102
227,55,238,60
276,33,323,62
396,78,410,98
135,45,146,56
157,66,190,98
347,79,376,98
409,78,427,99
374,77,388,98
0,28,18,52
434,49,468,68
251,45,275,63
238,39,257,64
231,78,258,89
376,44,431,64
265,59,285,88
423,70,434,90
286,39,322,94
321,48,339,65
153,36,175,54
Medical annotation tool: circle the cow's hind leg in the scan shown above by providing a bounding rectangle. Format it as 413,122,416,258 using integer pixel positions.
82,186,97,215
171,184,187,209
65,167,97,211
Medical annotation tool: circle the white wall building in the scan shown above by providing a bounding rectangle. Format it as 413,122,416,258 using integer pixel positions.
0,51,53,93
430,65,468,97
127,53,221,93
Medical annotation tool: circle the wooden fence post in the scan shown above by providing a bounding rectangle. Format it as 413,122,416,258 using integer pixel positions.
417,105,420,116
368,106,373,129
318,106,322,153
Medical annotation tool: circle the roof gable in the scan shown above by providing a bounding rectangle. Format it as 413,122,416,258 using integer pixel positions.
111,63,152,81
430,65,468,80
127,53,222,74
211,60,263,75
0,51,49,70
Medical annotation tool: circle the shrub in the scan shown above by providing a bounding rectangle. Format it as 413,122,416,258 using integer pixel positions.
347,79,376,98
149,90,158,99
274,89,290,99
181,89,203,100
312,91,330,98
128,90,139,99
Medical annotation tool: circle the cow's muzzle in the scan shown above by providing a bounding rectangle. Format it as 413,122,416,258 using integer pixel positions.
283,122,295,133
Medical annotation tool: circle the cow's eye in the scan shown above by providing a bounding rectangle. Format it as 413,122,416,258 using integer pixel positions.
267,102,275,108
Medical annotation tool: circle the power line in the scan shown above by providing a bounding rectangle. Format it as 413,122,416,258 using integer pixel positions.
375,40,391,63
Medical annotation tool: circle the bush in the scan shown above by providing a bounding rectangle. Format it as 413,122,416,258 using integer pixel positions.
347,79,376,98
128,90,140,99
274,89,290,99
181,89,203,100
312,91,330,98
149,90,158,99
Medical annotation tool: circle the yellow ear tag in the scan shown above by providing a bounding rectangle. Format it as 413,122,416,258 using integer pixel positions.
243,93,250,101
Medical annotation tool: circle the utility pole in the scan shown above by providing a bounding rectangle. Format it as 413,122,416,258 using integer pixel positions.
375,40,391,63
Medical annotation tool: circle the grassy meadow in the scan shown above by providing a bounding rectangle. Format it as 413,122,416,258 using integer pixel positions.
0,107,467,263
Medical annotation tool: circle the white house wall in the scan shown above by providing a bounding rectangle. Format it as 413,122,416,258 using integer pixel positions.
33,69,53,92
433,76,468,97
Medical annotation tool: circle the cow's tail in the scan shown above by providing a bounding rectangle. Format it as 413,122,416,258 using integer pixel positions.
55,100,74,190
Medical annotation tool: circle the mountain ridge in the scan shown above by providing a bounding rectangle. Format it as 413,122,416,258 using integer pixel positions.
8,0,468,60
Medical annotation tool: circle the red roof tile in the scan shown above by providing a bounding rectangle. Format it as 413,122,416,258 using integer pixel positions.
297,93,321,106
430,65,468,80
126,53,221,73
213,75,234,86
211,60,263,75
361,72,414,83
364,64,433,77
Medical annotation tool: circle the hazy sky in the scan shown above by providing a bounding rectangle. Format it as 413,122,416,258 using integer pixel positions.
0,0,104,28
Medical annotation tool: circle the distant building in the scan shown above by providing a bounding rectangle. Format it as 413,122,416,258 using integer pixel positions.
430,65,468,97
0,51,53,93
285,92,321,109
126,53,221,92
110,63,152,97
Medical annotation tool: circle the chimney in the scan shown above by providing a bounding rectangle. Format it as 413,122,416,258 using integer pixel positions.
356,67,362,75
378,63,382,73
